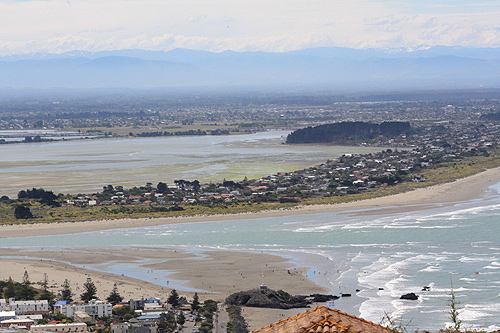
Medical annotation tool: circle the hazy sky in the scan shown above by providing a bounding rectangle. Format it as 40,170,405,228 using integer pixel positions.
2,0,500,55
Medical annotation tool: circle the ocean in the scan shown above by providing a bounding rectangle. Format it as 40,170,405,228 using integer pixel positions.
2,183,500,331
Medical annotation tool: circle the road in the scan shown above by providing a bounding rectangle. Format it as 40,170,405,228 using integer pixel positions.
214,303,230,333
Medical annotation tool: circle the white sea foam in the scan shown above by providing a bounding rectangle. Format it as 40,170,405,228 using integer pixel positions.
460,308,490,321
460,255,497,262
381,225,455,229
414,203,500,221
460,277,477,281
419,265,441,272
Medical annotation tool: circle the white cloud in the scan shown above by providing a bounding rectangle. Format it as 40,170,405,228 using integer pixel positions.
1,0,500,55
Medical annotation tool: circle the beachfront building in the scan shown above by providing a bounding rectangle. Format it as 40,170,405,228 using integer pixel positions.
54,300,112,319
110,319,157,333
142,302,163,313
111,322,129,333
129,299,147,311
128,318,157,333
252,306,388,333
0,318,35,330
0,311,15,321
73,311,93,323
0,300,49,315
31,323,88,333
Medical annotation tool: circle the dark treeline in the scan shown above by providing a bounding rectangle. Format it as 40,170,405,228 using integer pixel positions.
45,110,152,120
18,188,60,207
286,121,412,144
135,129,230,137
0,275,54,301
480,111,500,121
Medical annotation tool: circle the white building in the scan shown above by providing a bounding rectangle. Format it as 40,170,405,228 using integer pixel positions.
55,300,112,319
31,323,88,333
110,322,128,333
142,303,163,313
0,311,15,321
0,300,49,315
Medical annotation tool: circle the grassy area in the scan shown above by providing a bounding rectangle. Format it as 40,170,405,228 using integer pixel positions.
2,150,500,225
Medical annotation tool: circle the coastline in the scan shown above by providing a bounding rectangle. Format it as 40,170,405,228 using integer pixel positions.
1,166,500,330
2,165,500,238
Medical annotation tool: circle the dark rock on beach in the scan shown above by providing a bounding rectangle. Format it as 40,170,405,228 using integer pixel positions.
310,294,339,302
400,293,419,300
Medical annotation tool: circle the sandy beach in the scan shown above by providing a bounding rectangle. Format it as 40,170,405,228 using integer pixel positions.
1,166,500,329
0,247,326,303
1,165,499,239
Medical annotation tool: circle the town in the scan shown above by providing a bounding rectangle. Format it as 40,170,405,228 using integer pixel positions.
0,274,223,333
5,113,500,222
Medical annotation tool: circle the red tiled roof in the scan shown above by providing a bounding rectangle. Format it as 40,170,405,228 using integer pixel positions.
252,306,388,333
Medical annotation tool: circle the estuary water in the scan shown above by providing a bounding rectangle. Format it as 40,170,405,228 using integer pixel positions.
0,130,384,196
2,185,500,331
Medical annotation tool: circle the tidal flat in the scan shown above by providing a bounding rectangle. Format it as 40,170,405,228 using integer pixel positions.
0,130,386,197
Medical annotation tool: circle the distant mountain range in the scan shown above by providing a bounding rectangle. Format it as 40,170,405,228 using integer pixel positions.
2,46,500,91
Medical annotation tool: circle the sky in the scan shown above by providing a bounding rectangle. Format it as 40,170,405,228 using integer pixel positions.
1,0,500,55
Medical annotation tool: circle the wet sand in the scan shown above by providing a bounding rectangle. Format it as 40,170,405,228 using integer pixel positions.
0,247,326,304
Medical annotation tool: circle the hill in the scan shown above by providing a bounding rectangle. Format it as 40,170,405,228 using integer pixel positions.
3,46,500,91
286,121,412,144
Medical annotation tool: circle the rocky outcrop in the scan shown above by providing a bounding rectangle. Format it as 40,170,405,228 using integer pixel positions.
400,293,419,300
226,289,313,309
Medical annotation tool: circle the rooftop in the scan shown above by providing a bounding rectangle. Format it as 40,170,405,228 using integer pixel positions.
252,306,388,333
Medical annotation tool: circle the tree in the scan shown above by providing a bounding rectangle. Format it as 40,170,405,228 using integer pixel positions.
157,312,176,333
22,270,30,285
113,306,135,321
202,300,217,314
192,180,200,191
106,283,123,305
167,289,180,308
3,277,16,299
14,205,33,219
177,311,185,326
60,279,73,302
80,278,97,302
156,182,168,193
191,292,200,311
52,313,72,322
40,273,48,291
39,273,53,302
103,185,114,192
19,270,35,300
